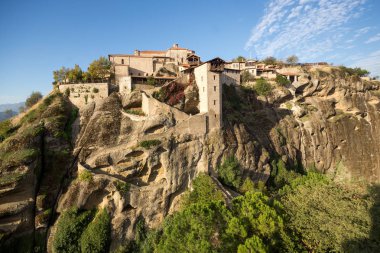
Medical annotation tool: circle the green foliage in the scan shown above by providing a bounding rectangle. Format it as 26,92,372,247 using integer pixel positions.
0,120,13,142
217,156,242,189
78,170,93,182
157,201,232,253
254,78,272,96
278,172,380,252
339,65,370,77
139,139,161,149
88,56,112,82
238,178,267,194
92,87,99,93
53,208,94,253
80,209,111,253
229,192,297,252
64,88,70,97
114,180,130,195
147,76,156,86
0,148,39,170
25,91,43,108
275,75,291,86
63,108,78,141
262,56,277,65
286,55,298,64
124,109,145,116
67,64,83,83
237,235,267,253
0,171,24,187
182,174,225,207
53,66,70,84
269,159,301,190
232,56,246,62
241,70,255,84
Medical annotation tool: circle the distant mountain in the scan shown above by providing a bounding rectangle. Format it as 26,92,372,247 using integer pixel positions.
0,102,25,112
0,102,24,121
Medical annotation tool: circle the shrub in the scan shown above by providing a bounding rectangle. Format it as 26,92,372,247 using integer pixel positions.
92,87,99,93
125,109,145,116
139,139,161,149
64,88,70,97
114,180,130,195
84,94,88,104
262,56,277,65
217,156,242,189
147,76,156,86
339,66,370,77
80,209,111,253
254,78,272,96
269,159,301,189
78,170,93,182
25,91,43,108
53,208,94,253
0,120,13,142
275,75,291,86
241,70,255,84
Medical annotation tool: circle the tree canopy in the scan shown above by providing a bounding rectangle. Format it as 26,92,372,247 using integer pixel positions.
25,91,43,108
262,56,277,65
286,55,299,64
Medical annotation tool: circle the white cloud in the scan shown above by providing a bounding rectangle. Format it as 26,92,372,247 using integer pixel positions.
365,33,380,44
244,0,367,60
350,50,380,76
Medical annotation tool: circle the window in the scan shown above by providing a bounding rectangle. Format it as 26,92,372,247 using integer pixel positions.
214,100,216,105
215,114,217,118
213,75,216,80
121,59,124,64
214,86,216,91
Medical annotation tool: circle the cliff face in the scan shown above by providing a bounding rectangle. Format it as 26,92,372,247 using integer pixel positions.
1,67,380,251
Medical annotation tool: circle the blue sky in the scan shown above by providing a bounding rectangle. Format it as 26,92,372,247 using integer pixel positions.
0,0,379,104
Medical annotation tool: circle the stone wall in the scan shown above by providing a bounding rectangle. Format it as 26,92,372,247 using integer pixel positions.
58,83,108,109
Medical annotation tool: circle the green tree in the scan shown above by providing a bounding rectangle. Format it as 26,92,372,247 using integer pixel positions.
25,91,43,108
262,56,277,65
241,70,255,84
254,78,272,97
147,76,156,86
217,156,242,189
275,75,291,86
157,201,232,253
182,174,225,206
67,64,83,83
80,209,111,253
88,56,112,82
53,67,70,84
278,172,379,252
237,236,267,253
53,208,94,253
286,55,299,64
233,56,246,62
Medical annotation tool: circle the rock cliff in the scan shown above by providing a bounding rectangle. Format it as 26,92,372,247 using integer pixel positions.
1,66,380,251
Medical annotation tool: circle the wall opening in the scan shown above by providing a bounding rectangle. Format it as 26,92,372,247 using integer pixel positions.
121,59,124,64
214,86,216,91
214,100,216,105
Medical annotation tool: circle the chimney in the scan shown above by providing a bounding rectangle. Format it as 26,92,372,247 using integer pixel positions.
173,43,178,48
134,50,140,56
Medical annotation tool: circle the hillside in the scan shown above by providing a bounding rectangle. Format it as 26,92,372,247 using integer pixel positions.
1,67,380,252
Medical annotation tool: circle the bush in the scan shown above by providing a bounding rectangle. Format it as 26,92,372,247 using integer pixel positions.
53,208,94,253
114,180,130,195
139,139,161,149
0,120,13,142
64,88,70,97
147,76,156,86
25,91,43,108
217,156,242,189
269,159,301,189
339,66,370,77
241,70,255,84
254,78,272,96
275,75,291,86
125,109,145,116
80,209,111,253
78,170,93,182
92,87,99,93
